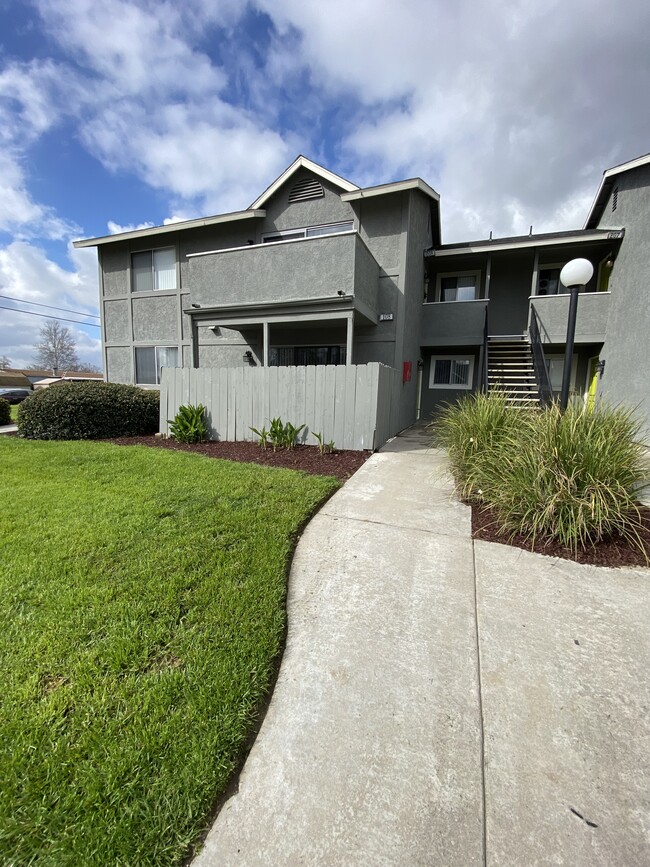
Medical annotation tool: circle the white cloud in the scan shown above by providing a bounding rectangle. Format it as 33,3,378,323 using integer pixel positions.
254,0,650,240
0,241,101,368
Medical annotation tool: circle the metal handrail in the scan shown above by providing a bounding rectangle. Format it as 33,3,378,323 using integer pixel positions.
482,305,489,393
529,304,553,405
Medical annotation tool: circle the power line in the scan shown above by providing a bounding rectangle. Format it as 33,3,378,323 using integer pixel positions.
0,294,100,319
0,306,101,328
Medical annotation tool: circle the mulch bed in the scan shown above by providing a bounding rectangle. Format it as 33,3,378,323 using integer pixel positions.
471,503,650,568
106,436,370,481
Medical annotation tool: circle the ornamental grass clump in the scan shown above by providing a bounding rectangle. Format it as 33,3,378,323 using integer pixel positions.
429,390,524,502
483,402,646,554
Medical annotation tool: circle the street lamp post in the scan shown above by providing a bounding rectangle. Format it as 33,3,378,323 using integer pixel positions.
558,258,594,412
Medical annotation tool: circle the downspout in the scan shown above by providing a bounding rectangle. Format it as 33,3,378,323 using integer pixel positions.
416,359,423,420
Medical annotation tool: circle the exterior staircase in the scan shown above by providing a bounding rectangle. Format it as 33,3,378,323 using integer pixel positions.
487,337,540,407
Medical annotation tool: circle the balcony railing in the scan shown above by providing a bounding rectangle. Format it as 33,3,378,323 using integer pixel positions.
529,292,611,344
187,232,379,316
421,299,489,346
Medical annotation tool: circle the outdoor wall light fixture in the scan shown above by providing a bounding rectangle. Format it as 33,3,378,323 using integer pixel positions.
559,258,594,412
243,350,253,363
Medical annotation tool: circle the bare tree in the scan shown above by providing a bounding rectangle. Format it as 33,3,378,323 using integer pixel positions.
33,320,80,372
0,354,11,368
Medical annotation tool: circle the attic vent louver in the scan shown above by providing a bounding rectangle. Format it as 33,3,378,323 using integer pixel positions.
612,186,618,212
288,177,324,203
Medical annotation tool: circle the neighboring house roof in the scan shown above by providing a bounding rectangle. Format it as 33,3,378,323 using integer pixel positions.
584,152,650,229
250,155,359,208
73,209,266,249
7,368,103,380
427,227,624,257
0,370,31,388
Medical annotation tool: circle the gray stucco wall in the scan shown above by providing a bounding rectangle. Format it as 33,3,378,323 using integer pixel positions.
132,295,179,342
101,247,130,298
261,169,355,234
596,164,650,441
188,233,375,308
105,346,132,384
353,275,398,367
419,349,481,421
400,191,433,429
99,239,185,385
356,195,403,271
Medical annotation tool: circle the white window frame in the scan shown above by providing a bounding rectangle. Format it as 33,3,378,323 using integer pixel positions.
134,345,179,385
261,221,354,244
435,271,481,302
131,247,177,293
429,355,474,389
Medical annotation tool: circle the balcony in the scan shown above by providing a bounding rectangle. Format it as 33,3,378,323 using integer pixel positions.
187,232,379,322
530,292,611,344
420,299,488,345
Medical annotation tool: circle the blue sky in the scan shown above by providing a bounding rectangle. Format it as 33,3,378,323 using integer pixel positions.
1,0,649,368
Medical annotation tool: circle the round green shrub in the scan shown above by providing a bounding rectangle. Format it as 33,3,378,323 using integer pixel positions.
17,382,160,440
0,398,10,426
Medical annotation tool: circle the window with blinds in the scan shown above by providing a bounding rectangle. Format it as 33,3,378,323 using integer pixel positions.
131,248,176,292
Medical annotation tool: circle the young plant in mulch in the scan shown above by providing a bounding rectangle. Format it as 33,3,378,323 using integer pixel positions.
168,404,208,444
312,431,336,455
266,417,305,451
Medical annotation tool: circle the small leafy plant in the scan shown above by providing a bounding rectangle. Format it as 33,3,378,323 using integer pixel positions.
168,403,208,443
250,425,269,449
312,431,335,455
265,417,306,450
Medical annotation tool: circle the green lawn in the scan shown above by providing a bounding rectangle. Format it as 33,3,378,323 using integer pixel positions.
0,439,338,866
10,404,19,421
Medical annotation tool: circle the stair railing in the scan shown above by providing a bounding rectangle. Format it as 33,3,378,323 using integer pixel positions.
482,305,489,393
528,303,554,406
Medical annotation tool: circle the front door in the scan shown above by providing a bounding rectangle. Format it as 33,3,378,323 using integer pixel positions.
586,356,599,410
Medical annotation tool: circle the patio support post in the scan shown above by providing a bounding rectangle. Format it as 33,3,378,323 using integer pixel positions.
346,312,354,366
263,321,269,367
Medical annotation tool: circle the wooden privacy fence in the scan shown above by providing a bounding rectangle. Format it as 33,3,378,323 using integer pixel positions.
159,363,401,451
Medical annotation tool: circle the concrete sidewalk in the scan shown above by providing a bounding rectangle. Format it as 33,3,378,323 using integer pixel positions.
194,424,650,866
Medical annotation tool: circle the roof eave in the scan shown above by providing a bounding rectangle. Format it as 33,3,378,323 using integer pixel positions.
73,209,266,248
341,178,440,203
428,228,624,257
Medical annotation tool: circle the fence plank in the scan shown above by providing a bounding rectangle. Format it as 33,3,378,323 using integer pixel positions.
158,363,401,450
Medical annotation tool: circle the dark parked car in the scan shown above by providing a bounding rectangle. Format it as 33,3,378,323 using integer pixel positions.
0,388,32,404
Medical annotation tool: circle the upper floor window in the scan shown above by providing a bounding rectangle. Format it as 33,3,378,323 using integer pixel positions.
132,248,176,293
435,271,480,302
262,221,354,244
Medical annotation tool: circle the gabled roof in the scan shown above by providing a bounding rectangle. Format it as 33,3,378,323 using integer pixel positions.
584,152,650,229
249,155,359,209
